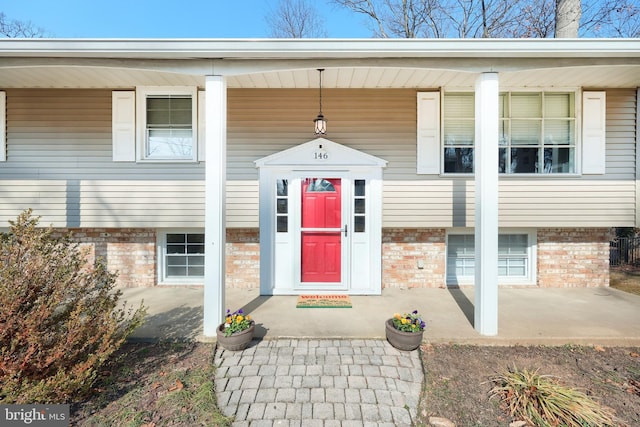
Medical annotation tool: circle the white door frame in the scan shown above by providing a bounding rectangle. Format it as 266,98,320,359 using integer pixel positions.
255,138,387,295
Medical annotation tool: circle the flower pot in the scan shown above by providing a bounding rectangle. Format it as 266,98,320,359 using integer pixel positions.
216,321,255,351
385,319,423,351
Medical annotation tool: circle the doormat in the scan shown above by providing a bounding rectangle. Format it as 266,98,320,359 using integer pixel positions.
296,294,352,308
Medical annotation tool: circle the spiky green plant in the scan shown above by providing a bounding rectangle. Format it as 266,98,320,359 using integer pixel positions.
489,367,616,427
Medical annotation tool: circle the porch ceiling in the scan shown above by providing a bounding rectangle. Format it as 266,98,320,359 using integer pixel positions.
0,38,638,89
0,64,639,89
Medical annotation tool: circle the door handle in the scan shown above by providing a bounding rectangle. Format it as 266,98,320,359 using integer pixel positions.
343,224,348,237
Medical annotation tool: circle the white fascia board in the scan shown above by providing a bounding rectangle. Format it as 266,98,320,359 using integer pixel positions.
0,38,638,60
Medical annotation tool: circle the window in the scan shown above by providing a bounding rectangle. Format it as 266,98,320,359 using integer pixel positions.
501,92,576,174
443,93,475,173
305,178,335,192
354,180,366,232
137,87,198,162
497,234,528,277
446,231,535,285
447,234,475,277
276,179,288,233
443,91,576,174
159,231,204,283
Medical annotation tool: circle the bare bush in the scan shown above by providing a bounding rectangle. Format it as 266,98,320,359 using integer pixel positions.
0,210,146,403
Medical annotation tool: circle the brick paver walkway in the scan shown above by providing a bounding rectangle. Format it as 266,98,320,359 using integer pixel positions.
214,339,424,426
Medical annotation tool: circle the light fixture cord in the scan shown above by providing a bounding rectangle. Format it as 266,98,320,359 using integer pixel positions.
318,68,324,115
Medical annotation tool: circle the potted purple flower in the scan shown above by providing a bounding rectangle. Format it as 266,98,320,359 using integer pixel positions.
216,308,255,351
385,310,425,351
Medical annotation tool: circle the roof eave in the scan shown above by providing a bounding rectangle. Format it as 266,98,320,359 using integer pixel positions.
0,38,638,60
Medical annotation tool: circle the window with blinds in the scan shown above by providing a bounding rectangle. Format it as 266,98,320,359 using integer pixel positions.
135,87,198,162
446,232,532,285
501,92,576,174
443,93,475,173
443,91,576,174
145,94,194,160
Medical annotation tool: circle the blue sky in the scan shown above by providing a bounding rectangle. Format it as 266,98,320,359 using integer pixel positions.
1,0,371,38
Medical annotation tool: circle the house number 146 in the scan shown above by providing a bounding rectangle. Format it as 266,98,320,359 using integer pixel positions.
314,151,328,160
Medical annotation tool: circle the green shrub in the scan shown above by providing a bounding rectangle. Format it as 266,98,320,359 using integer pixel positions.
0,210,146,404
489,366,616,427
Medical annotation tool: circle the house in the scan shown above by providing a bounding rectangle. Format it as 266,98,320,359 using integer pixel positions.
0,38,638,336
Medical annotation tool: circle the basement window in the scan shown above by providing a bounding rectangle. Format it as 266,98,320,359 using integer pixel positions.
159,231,204,284
446,230,536,286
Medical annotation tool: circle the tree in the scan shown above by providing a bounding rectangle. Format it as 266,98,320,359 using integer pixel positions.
332,0,640,38
331,0,444,37
0,12,49,38
441,0,527,38
511,0,556,37
332,0,531,38
518,0,639,37
266,0,328,38
555,0,581,37
582,0,640,37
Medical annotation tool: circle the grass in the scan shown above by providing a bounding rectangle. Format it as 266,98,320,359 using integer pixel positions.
489,367,617,427
156,366,228,426
71,342,232,427
610,267,640,296
73,268,640,425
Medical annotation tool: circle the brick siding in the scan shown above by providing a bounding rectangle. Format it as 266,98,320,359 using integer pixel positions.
537,228,612,287
67,227,262,289
382,228,447,288
226,228,260,288
67,228,156,288
60,226,610,289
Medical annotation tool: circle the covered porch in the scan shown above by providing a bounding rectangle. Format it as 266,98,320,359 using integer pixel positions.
2,38,639,339
123,285,640,346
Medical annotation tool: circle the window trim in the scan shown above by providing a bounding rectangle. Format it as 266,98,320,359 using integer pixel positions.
440,88,581,177
136,86,199,163
445,228,537,286
157,229,205,285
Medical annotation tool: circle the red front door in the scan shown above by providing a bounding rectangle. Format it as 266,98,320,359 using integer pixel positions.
301,178,342,283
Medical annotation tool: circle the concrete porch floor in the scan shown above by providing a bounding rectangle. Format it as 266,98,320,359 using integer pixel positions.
121,286,640,346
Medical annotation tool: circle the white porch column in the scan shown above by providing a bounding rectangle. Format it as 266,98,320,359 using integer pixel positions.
474,72,499,336
203,75,227,337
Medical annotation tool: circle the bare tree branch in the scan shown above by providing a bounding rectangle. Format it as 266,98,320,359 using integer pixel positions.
331,0,638,37
0,12,50,38
581,0,640,37
266,0,327,38
512,0,556,37
332,0,390,37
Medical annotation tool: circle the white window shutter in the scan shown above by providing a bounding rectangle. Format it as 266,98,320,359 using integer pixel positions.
198,90,206,162
417,92,440,174
582,91,606,174
0,91,6,162
112,91,136,162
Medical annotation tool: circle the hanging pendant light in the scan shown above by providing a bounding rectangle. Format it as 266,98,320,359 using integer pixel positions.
313,68,327,135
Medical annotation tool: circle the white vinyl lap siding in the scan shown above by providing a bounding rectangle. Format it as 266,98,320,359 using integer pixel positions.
498,89,637,228
0,88,636,229
227,88,417,181
0,89,208,227
384,88,637,228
